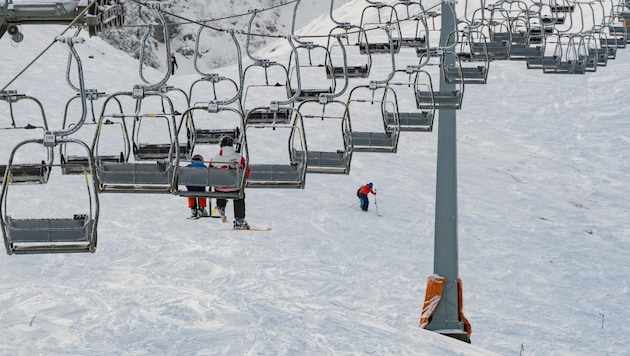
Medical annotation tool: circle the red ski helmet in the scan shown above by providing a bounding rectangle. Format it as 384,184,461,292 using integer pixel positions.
192,154,204,161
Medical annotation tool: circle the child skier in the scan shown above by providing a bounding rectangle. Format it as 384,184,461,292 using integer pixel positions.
357,182,376,212
186,153,209,218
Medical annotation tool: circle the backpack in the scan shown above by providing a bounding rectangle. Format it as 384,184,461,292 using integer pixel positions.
356,187,361,197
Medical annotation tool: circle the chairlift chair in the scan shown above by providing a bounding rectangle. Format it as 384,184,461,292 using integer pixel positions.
0,90,49,130
59,89,126,175
415,69,464,110
542,34,586,74
386,67,435,132
92,91,179,194
294,98,352,174
347,84,400,153
442,33,490,84
392,0,428,48
357,3,403,54
175,105,248,200
526,32,563,69
241,59,294,125
469,23,510,61
0,91,51,184
1,138,99,255
326,25,373,78
244,107,308,188
414,11,443,58
288,42,336,102
185,105,242,148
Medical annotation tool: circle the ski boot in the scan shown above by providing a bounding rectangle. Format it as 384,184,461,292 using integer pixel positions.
198,207,209,217
233,218,250,230
216,206,227,222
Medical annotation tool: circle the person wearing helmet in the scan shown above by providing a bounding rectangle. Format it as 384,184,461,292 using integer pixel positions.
357,182,376,212
186,153,209,218
209,136,251,229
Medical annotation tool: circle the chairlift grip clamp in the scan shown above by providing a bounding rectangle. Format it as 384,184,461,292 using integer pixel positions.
43,131,57,147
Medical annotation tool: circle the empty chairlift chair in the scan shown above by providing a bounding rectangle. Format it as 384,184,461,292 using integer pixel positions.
326,11,373,79
295,97,352,174
240,16,297,125
1,138,99,254
0,90,51,185
92,92,180,194
357,1,403,55
347,84,400,153
59,89,126,175
526,32,563,69
441,49,489,85
392,0,428,48
244,107,308,188
0,90,49,130
288,42,337,102
288,1,336,101
415,69,464,110
386,67,435,132
543,34,587,74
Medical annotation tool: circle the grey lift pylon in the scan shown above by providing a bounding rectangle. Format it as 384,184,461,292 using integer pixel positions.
424,0,471,343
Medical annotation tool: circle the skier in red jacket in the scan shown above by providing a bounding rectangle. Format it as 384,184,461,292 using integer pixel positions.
357,182,376,212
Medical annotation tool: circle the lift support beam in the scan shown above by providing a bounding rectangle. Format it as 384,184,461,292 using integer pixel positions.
0,0,124,41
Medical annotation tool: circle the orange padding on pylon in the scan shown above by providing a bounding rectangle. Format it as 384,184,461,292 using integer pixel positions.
419,276,472,336
419,275,445,329
458,278,472,336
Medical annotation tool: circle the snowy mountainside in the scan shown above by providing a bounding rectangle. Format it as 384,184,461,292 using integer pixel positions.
101,0,351,74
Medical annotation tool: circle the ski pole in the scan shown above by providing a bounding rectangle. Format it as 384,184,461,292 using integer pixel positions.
374,193,380,216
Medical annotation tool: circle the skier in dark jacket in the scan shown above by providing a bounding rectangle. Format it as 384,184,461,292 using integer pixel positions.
357,182,376,212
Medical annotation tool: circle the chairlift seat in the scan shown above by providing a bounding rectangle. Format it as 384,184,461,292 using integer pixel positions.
550,5,574,13
541,16,565,25
359,41,401,54
4,216,95,254
134,143,172,160
471,41,509,61
96,162,174,193
0,163,50,184
289,88,333,102
416,47,440,57
600,37,626,49
294,151,351,174
509,46,544,61
543,60,583,74
444,64,488,84
400,37,426,48
194,128,239,145
526,55,560,69
327,65,370,79
592,48,608,66
528,27,553,44
245,108,292,126
351,132,398,152
386,111,434,132
416,90,463,110
176,166,244,199
246,164,306,188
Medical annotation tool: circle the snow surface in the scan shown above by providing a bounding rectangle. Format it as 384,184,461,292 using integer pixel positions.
1,0,629,355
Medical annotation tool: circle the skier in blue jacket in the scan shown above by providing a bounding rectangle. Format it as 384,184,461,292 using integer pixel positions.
186,153,209,218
